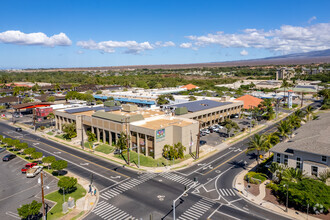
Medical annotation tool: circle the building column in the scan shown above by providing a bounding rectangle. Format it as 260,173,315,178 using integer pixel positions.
145,135,148,156
137,133,140,153
97,128,100,142
109,131,112,146
103,129,106,143
55,116,59,130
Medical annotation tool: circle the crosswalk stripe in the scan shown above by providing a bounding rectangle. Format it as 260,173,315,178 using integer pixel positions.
178,198,214,220
100,173,155,201
92,201,135,220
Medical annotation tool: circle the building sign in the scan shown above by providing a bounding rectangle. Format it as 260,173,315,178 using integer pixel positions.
156,129,165,140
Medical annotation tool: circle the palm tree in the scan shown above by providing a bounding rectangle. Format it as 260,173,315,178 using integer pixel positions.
287,115,302,130
282,167,306,183
304,105,315,121
48,113,55,129
54,83,61,92
281,79,290,105
294,109,305,119
276,120,293,141
264,133,280,156
318,170,330,183
268,162,284,183
246,134,268,164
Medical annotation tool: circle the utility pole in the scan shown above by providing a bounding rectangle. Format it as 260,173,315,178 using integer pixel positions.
33,108,36,132
196,120,201,159
40,172,46,220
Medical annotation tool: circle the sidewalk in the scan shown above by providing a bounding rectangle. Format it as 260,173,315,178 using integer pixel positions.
59,172,98,220
234,159,320,220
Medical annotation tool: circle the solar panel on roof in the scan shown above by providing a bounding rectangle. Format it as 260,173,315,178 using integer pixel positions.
169,100,232,113
65,107,92,113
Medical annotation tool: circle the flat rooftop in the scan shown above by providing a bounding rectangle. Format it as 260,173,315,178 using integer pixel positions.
169,100,233,112
138,117,193,130
110,109,165,118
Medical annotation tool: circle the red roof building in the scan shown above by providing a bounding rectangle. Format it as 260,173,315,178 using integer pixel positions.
235,95,263,109
181,84,199,90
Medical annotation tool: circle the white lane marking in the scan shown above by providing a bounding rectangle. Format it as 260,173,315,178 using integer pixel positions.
28,143,121,183
175,149,234,176
5,211,20,219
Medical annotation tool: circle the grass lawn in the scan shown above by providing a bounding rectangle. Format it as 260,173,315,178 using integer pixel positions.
95,144,115,154
114,151,192,167
55,134,71,142
45,184,86,220
47,131,54,135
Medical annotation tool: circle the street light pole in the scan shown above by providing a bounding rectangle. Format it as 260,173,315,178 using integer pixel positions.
173,179,198,220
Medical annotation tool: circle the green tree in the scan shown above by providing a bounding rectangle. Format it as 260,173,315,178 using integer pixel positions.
48,112,55,129
31,152,43,161
51,160,68,175
42,156,56,169
268,162,284,183
264,133,280,155
276,120,292,140
58,176,78,193
96,90,102,94
23,147,36,158
156,94,175,105
188,95,197,101
174,142,186,159
86,131,96,142
281,79,290,104
96,100,103,105
62,123,77,139
116,131,127,150
54,83,61,91
17,200,42,219
282,167,306,183
16,142,28,152
304,105,315,121
22,97,34,103
46,96,56,102
246,134,268,164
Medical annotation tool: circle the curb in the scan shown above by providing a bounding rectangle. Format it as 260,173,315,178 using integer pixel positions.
77,185,99,220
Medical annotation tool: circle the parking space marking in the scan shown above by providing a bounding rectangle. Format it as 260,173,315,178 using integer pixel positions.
5,211,20,219
0,185,38,202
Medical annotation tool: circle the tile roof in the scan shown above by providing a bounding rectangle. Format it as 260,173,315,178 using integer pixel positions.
181,84,199,90
235,95,263,109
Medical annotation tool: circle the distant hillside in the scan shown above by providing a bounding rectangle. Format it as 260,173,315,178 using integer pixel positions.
15,49,330,72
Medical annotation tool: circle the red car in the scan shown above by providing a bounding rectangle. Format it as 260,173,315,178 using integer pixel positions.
21,163,38,173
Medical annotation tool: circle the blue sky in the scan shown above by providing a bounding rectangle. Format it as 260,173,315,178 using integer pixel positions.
0,0,329,69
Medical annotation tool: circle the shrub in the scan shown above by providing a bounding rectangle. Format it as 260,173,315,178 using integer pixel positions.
245,171,268,184
266,181,279,191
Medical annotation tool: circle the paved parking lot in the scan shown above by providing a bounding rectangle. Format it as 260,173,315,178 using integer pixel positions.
0,150,57,220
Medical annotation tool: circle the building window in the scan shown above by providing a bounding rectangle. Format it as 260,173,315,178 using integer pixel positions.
276,153,281,163
311,166,318,177
321,156,327,162
284,155,288,165
296,157,302,169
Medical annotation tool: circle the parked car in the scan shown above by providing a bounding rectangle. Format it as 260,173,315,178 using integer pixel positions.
0,147,6,153
21,163,38,173
26,166,43,178
15,127,22,132
213,128,220,133
2,154,16,161
247,116,252,120
202,129,210,134
200,131,206,136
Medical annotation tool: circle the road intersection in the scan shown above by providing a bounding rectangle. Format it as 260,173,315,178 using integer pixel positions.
1,102,320,219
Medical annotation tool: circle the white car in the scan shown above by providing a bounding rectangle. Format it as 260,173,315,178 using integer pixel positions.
26,166,43,178
202,129,210,134
213,128,220,133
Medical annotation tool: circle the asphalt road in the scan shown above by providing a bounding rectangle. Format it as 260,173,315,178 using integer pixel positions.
0,101,321,219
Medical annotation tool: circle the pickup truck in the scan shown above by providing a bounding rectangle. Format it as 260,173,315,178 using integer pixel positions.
26,166,43,178
21,163,38,173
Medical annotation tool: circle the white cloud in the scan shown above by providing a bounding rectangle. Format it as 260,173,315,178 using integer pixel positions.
180,42,193,48
155,41,175,47
77,50,84,54
308,16,317,24
183,23,330,54
0,30,71,46
240,49,248,56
